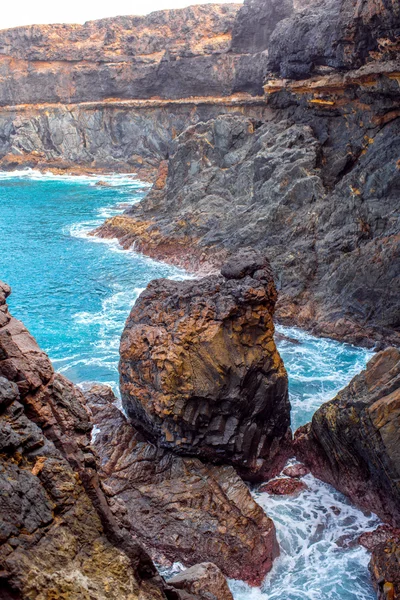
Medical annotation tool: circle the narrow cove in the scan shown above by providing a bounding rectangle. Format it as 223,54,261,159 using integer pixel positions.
0,171,378,599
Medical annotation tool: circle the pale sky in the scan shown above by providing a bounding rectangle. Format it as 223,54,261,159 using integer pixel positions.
1,0,242,29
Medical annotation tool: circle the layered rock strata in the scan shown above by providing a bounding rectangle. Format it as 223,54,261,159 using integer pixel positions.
86,384,279,585
119,250,291,481
294,347,400,526
0,5,242,106
0,281,196,599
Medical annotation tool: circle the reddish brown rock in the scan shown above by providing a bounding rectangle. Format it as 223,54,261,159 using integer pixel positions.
260,478,308,496
120,249,291,482
85,384,279,586
294,348,400,526
359,526,400,552
282,463,310,478
0,283,186,600
369,530,400,600
167,563,233,600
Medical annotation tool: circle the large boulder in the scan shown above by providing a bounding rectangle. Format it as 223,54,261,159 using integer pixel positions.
119,249,291,481
294,348,400,526
86,384,279,585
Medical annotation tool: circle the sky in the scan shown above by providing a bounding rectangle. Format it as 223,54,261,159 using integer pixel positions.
1,0,241,29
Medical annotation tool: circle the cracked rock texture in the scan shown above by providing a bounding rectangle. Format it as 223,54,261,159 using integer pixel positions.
0,281,196,600
294,347,400,527
119,250,291,481
85,383,279,586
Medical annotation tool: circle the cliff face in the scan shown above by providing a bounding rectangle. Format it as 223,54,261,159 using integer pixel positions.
1,0,399,345
0,100,269,176
0,5,242,105
294,348,400,527
94,0,400,347
0,282,188,600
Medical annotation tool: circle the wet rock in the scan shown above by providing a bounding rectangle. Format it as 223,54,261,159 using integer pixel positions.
120,249,291,481
0,282,181,600
85,384,279,586
168,563,233,600
282,463,310,478
294,348,400,526
359,526,400,552
369,530,400,600
259,477,307,496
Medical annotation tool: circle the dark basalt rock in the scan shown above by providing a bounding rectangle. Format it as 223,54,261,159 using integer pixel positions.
231,0,294,54
119,250,291,482
267,0,400,79
85,384,280,585
294,347,400,527
104,106,400,347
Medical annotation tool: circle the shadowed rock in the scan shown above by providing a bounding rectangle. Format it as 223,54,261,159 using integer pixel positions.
85,384,280,586
120,250,291,481
294,348,400,526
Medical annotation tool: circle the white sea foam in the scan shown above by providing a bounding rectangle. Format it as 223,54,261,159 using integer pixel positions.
229,465,380,600
0,168,150,188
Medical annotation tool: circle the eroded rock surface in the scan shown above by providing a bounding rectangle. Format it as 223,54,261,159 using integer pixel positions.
0,282,192,600
369,530,400,600
119,250,291,481
85,384,279,585
99,101,400,347
294,348,400,526
167,563,233,600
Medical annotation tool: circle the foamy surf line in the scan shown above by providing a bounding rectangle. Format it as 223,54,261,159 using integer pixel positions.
0,168,151,187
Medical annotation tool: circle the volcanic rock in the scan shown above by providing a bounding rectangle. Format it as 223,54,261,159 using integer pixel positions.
85,384,279,585
282,463,310,478
0,282,191,600
369,531,400,600
294,348,400,526
100,105,400,347
359,526,400,552
119,249,291,481
167,563,233,600
259,477,308,496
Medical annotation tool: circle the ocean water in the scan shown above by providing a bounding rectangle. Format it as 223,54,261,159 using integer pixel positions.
0,170,188,393
0,172,378,599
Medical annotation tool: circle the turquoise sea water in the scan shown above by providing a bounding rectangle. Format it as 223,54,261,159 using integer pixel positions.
0,172,378,600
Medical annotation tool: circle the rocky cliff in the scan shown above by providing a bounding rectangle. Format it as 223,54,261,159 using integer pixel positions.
87,0,399,347
294,347,400,527
86,383,279,585
0,282,176,599
0,280,281,590
1,280,247,599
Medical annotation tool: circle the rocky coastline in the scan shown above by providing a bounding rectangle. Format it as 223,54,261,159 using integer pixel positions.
1,0,400,597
